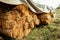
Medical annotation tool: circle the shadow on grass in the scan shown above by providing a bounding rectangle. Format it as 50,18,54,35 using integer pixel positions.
35,24,48,29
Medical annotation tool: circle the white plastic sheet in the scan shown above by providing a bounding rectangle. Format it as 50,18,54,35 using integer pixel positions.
32,0,60,9
25,0,59,13
0,0,60,13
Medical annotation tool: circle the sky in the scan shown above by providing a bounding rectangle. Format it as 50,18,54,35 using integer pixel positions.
32,0,60,9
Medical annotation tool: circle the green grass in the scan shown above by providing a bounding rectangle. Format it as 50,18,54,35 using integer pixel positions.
20,9,60,40
56,9,60,14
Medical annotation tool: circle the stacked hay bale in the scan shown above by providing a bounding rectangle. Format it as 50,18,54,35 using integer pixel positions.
0,4,54,39
0,4,40,39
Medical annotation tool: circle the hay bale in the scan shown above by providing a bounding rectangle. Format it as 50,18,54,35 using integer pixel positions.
37,11,54,25
0,3,54,39
0,4,40,39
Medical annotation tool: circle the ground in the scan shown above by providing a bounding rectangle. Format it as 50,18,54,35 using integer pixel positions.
20,9,60,40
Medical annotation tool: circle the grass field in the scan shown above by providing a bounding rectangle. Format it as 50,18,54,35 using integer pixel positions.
20,9,60,40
